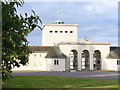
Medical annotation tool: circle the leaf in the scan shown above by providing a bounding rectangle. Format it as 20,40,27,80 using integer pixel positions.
2,1,42,82
31,10,35,16
25,13,27,17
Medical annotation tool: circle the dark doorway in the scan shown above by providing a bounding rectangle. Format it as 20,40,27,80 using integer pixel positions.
81,50,90,70
93,50,101,70
69,50,78,71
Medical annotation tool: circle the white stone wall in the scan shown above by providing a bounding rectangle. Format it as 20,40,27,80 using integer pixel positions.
46,58,65,71
12,52,47,71
12,44,111,71
59,44,110,71
104,59,119,71
42,24,78,46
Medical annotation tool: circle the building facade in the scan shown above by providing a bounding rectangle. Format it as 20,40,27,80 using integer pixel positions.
13,20,119,71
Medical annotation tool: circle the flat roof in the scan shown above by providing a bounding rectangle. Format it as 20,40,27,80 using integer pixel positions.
42,24,78,29
57,42,110,45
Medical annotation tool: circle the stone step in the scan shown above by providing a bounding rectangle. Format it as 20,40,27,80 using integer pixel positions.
70,70,76,72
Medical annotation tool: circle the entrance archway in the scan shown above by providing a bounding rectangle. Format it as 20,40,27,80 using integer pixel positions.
69,50,78,71
81,50,90,70
93,50,101,70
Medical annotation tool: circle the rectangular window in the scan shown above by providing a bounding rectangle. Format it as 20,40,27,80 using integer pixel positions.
54,60,56,65
55,31,58,33
60,31,63,33
65,31,68,33
54,60,59,65
117,60,120,65
57,60,59,65
70,31,73,33
50,31,53,33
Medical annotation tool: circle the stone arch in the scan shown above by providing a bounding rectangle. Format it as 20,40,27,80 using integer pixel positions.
93,50,101,70
69,50,78,71
81,50,90,70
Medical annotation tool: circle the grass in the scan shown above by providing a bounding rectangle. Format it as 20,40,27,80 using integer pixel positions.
2,76,119,89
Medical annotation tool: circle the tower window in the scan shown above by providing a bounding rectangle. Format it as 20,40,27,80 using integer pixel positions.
54,60,59,65
55,31,58,33
70,31,73,33
65,31,68,33
50,31,53,33
60,31,63,33
117,60,120,65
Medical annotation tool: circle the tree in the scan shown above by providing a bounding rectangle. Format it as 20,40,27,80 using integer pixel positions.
2,0,42,81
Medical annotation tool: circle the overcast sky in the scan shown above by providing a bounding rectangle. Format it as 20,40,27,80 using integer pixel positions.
17,1,118,46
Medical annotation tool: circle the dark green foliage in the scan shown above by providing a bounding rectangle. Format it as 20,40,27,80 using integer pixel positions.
2,0,42,81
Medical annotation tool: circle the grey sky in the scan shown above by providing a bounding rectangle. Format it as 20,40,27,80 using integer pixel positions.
17,1,118,46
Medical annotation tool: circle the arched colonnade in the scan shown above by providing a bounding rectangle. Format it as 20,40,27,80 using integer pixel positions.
69,49,101,71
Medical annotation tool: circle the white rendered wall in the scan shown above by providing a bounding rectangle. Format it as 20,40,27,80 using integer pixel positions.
104,59,119,71
12,52,47,71
46,58,65,71
42,24,78,46
59,44,110,71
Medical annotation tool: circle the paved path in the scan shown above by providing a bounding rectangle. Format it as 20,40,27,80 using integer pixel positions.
11,71,119,79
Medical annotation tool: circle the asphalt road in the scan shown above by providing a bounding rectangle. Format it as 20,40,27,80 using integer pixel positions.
11,71,119,79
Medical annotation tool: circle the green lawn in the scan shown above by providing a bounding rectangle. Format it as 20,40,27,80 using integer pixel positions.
2,76,119,89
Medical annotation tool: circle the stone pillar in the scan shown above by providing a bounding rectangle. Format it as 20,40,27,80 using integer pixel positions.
101,52,105,70
90,51,94,70
78,51,82,70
